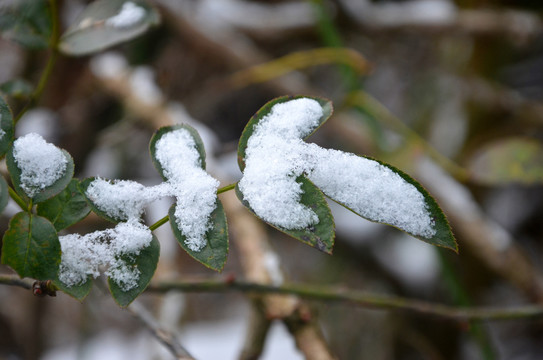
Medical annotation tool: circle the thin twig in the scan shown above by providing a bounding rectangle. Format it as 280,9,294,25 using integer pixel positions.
148,279,543,322
0,275,33,290
128,301,195,360
13,0,60,124
8,186,28,211
148,183,237,231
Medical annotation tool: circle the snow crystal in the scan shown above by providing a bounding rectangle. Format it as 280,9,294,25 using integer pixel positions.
155,128,219,251
86,178,169,221
105,2,146,29
238,98,323,229
13,133,67,197
59,219,152,291
238,98,436,238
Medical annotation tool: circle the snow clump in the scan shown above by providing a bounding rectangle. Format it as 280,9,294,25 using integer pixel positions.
238,98,436,238
12,133,68,197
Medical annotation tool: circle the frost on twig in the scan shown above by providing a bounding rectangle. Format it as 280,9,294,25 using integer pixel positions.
239,98,437,238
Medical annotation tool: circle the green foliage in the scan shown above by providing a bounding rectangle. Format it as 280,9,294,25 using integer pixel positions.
335,157,456,251
150,125,229,271
169,200,229,271
236,178,335,254
0,79,33,99
467,137,543,185
1,212,60,280
7,147,74,204
59,0,160,56
0,96,14,156
0,176,9,213
108,235,160,307
37,179,91,231
237,96,456,252
0,0,52,49
54,276,92,302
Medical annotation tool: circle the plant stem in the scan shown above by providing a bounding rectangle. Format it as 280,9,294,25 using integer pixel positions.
217,182,236,194
13,0,60,124
149,214,169,231
148,182,237,231
0,275,33,289
8,186,27,211
148,278,543,322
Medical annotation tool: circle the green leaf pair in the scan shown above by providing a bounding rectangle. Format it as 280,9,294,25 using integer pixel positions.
236,96,457,253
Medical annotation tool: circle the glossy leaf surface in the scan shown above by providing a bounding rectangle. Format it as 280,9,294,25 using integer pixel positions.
38,179,91,230
1,212,60,280
59,0,160,56
108,235,160,307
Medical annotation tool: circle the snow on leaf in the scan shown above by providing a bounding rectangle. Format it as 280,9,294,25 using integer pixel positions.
153,127,219,252
238,96,455,250
58,219,153,291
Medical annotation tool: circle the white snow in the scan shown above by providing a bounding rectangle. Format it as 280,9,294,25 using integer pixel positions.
238,98,322,229
86,178,169,221
83,127,219,252
154,128,219,251
12,133,68,197
105,1,146,29
238,98,436,238
59,219,152,291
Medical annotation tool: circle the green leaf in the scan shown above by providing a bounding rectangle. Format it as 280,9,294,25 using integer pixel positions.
236,177,335,254
149,124,207,180
330,158,457,252
59,0,160,56
1,212,60,280
0,96,14,156
236,96,455,252
37,179,91,230
7,146,74,204
54,277,93,302
467,137,543,185
150,124,229,270
169,200,229,271
0,79,33,99
108,235,160,307
0,0,52,49
237,95,333,171
0,176,9,213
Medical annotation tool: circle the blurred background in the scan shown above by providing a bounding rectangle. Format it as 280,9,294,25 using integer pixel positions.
1,0,543,359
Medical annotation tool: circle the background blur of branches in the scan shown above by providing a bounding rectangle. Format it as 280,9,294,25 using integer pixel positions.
1,0,543,359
